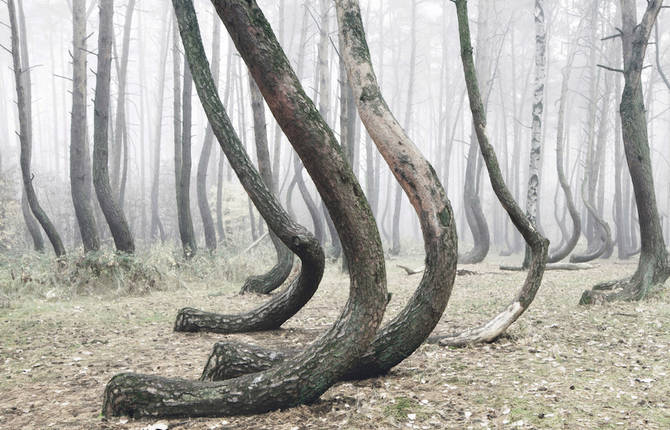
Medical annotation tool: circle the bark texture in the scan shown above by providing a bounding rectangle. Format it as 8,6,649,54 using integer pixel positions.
580,0,669,304
430,0,549,346
103,0,386,418
92,0,135,254
70,0,100,253
522,0,547,269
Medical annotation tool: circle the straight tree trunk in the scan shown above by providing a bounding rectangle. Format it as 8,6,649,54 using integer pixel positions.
150,6,171,243
70,0,100,253
177,57,198,257
9,0,66,257
103,0,387,418
196,17,221,252
111,0,136,203
522,0,547,269
92,0,135,254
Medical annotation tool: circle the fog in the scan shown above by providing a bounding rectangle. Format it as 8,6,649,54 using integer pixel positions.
1,0,669,258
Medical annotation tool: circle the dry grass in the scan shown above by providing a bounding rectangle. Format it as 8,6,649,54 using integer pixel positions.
1,256,669,429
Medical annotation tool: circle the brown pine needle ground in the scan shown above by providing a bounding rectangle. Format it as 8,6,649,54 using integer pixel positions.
1,257,669,429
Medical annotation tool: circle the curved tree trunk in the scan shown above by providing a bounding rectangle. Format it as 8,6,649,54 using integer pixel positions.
184,0,458,384
547,45,581,263
9,0,66,258
92,0,135,254
459,139,490,264
103,0,387,418
580,0,669,304
70,0,100,253
21,188,44,252
570,178,610,263
196,18,221,253
430,0,549,346
238,76,294,294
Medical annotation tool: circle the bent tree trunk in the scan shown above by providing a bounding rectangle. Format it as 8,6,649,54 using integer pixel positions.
92,0,135,254
70,0,100,253
21,190,44,252
240,77,294,294
9,0,66,257
547,45,580,263
430,0,548,346
460,139,489,264
580,0,669,304
196,17,220,253
103,0,387,418
570,178,610,263
199,0,458,382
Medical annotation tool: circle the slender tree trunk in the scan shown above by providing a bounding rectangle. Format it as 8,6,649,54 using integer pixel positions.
112,0,136,207
522,0,547,269
239,76,294,294
92,0,135,254
103,0,386,418
177,57,198,257
21,189,44,252
196,17,221,252
430,0,548,345
581,0,668,304
547,45,581,263
150,6,171,244
70,0,100,253
9,0,66,257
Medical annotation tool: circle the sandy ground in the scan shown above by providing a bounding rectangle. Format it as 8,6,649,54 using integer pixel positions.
1,256,669,429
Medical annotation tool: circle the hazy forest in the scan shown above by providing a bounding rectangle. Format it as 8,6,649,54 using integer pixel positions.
1,0,669,428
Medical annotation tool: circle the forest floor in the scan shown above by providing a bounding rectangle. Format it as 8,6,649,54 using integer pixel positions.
1,255,669,429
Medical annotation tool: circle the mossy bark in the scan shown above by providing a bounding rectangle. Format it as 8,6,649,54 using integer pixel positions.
102,0,386,418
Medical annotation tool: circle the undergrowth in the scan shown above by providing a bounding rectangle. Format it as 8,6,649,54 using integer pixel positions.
0,238,279,303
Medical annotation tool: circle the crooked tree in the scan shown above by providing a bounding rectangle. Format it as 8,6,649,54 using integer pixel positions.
103,0,387,418
581,0,669,304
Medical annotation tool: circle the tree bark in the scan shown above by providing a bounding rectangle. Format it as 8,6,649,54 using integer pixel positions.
522,0,547,269
9,0,66,257
430,0,549,346
70,0,100,253
103,0,386,418
92,0,135,254
580,0,669,304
